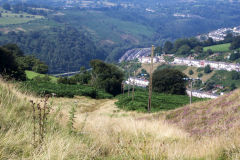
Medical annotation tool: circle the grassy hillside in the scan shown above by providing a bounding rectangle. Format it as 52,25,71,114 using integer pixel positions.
0,79,240,159
203,43,231,52
166,89,240,137
62,10,155,44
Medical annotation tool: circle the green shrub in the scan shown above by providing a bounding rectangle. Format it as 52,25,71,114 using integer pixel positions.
33,75,51,82
204,65,212,74
19,81,113,99
189,70,194,75
115,90,205,112
196,67,204,72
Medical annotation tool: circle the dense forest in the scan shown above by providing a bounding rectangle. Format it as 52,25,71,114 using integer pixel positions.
0,27,106,73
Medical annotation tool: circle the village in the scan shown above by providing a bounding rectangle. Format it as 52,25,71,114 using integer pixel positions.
123,54,240,99
197,25,240,41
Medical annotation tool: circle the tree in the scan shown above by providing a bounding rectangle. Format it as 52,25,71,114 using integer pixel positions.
206,49,213,55
231,71,240,80
230,83,237,91
3,3,11,11
224,33,233,43
177,44,191,55
32,62,48,74
230,36,240,50
90,60,124,96
0,47,26,80
154,46,162,56
152,68,187,95
204,65,212,74
205,80,215,91
204,37,214,46
163,41,173,54
0,13,2,17
229,52,240,61
189,69,194,75
198,73,203,78
194,46,203,53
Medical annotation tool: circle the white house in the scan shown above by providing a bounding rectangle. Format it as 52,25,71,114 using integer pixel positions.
186,90,219,99
126,77,149,87
138,56,160,63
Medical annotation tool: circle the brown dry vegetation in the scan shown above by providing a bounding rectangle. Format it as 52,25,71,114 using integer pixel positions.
0,79,239,159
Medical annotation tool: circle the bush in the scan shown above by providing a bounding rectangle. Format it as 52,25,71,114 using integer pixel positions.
57,77,77,85
19,81,113,99
115,90,205,112
196,67,204,72
33,75,51,82
90,60,124,96
204,65,212,74
189,70,194,75
198,73,203,78
0,47,26,81
153,68,187,95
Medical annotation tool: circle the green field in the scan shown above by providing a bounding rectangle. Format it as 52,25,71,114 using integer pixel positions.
25,70,58,82
0,8,43,25
116,90,205,112
203,43,231,52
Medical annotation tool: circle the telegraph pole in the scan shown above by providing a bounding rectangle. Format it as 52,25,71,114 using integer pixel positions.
132,71,136,101
190,80,193,105
128,66,130,97
148,45,154,113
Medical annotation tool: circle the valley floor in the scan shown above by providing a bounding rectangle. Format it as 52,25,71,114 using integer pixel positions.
0,79,239,159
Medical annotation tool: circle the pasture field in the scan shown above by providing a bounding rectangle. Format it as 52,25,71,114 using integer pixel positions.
203,43,231,52
0,8,44,25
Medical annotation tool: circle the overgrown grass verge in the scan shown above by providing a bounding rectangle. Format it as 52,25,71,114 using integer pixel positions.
19,81,113,99
0,79,240,159
115,90,205,112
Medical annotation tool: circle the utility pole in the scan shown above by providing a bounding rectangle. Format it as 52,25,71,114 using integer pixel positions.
128,66,130,97
148,45,154,113
190,80,193,105
121,81,125,95
132,71,136,101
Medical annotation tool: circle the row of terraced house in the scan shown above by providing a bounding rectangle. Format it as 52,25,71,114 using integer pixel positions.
173,57,240,72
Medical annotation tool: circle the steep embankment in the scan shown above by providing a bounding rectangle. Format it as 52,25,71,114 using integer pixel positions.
167,89,240,136
0,79,240,159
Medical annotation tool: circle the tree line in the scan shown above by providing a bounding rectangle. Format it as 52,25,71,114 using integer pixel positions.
155,33,240,56
0,44,48,80
0,27,106,74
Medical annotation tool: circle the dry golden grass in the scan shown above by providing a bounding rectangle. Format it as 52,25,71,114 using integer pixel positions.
0,79,239,159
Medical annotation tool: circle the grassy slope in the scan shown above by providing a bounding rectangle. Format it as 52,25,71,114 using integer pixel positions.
203,43,231,52
166,89,240,137
0,79,239,159
208,70,240,88
25,70,58,82
0,8,44,25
